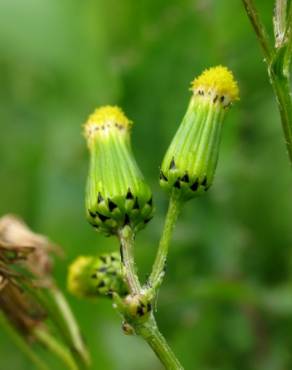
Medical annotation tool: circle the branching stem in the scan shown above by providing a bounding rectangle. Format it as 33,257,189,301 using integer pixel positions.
117,224,184,369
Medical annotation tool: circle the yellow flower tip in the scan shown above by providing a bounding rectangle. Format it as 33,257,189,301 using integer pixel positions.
191,66,239,106
84,105,132,139
67,256,92,297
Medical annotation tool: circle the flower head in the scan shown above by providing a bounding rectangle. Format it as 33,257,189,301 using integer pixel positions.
160,66,239,200
84,106,154,235
68,252,128,299
191,65,239,106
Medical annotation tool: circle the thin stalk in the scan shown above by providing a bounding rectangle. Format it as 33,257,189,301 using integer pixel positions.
34,327,79,370
269,68,292,161
0,313,49,370
242,0,292,166
149,192,182,287
135,315,184,370
50,287,90,367
118,226,141,294
242,0,274,61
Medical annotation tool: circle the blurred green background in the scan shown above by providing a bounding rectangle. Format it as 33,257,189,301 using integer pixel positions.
1,0,292,369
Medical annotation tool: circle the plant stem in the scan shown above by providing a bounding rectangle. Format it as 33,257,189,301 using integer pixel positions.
242,0,274,61
118,226,141,294
242,0,292,166
135,315,184,370
149,192,182,287
269,62,292,162
274,0,287,48
34,327,79,370
116,224,183,369
50,287,90,367
0,313,50,370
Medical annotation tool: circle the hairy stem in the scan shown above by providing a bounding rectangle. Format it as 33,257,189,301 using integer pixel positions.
34,327,79,370
149,192,182,287
118,226,141,294
135,315,184,370
116,225,183,369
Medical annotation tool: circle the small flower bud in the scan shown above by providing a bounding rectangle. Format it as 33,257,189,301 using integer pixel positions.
160,66,239,200
84,106,154,235
67,252,128,299
123,293,152,322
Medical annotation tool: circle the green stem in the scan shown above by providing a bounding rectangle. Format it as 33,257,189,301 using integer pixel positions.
242,0,292,166
116,225,183,369
50,287,90,367
284,0,292,69
242,0,274,61
149,192,182,287
0,313,50,370
269,65,292,163
135,316,184,370
118,226,141,294
34,327,79,370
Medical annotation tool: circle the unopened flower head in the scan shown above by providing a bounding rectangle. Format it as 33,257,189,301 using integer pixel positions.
67,252,128,299
84,106,154,235
160,66,239,200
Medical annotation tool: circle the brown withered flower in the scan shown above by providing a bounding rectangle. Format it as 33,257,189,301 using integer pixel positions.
0,214,55,337
0,214,57,284
0,272,46,338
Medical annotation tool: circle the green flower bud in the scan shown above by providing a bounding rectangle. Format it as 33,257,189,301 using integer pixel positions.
67,252,128,299
84,106,154,235
160,66,239,200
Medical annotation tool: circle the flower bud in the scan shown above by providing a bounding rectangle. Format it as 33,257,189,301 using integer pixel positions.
123,293,152,322
160,66,239,200
84,106,154,235
67,252,128,299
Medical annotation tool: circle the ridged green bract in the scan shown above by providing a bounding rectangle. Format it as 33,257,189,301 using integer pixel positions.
160,96,226,201
85,108,153,235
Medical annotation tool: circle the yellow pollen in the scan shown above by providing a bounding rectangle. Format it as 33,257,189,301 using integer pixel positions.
191,66,239,103
84,105,132,137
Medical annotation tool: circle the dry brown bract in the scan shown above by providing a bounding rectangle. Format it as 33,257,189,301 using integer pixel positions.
0,214,56,282
0,214,58,337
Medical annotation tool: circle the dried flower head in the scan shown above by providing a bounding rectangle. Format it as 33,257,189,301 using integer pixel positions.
0,215,55,282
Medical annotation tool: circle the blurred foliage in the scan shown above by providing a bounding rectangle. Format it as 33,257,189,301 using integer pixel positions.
0,0,292,369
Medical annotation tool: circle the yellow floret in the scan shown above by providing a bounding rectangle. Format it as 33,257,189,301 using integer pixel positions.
85,105,132,129
67,256,92,298
191,66,239,102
